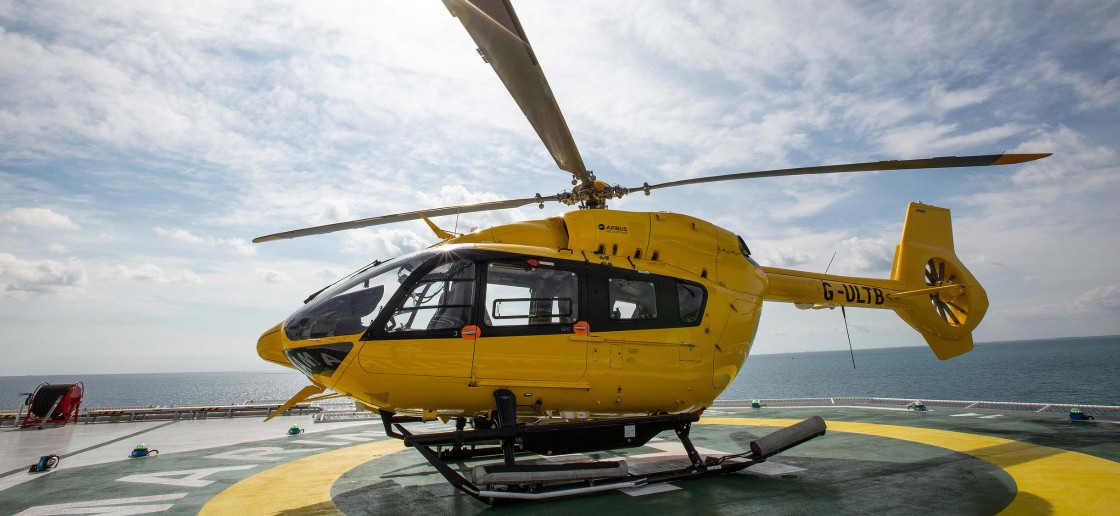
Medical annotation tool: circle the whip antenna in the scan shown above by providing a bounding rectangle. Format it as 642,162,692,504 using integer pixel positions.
841,306,856,369
827,251,855,369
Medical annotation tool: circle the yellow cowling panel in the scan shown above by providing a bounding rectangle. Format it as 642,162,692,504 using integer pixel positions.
647,213,718,279
446,217,568,248
564,210,652,258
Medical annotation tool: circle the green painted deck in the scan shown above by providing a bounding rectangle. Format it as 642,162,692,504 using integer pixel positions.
1,404,1117,515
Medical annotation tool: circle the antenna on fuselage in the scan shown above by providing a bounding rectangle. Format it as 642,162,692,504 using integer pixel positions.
825,251,856,370
841,306,856,370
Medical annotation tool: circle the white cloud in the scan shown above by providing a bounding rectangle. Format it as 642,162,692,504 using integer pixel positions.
761,247,815,268
755,233,891,275
343,227,430,258
837,237,893,275
1022,59,1120,112
155,226,256,256
928,85,997,113
312,200,353,225
771,181,857,221
154,227,206,244
256,267,292,283
0,252,87,296
878,122,1028,156
113,263,202,284
1075,285,1120,314
1,207,78,229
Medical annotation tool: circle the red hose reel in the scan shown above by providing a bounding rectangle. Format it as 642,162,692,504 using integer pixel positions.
20,382,84,428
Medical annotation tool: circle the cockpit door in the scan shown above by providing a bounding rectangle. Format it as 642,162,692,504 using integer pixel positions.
471,259,588,384
357,258,477,378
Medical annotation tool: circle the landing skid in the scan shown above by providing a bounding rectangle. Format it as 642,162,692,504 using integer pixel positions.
380,391,827,504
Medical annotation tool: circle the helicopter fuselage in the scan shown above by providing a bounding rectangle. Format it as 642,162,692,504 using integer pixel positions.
260,202,987,419
259,210,768,418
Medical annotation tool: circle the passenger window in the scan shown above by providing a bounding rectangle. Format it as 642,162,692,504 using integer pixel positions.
485,261,578,326
385,260,475,332
608,278,658,320
678,283,705,323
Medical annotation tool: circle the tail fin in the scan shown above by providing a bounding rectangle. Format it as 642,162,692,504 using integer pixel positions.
888,203,988,359
762,202,988,360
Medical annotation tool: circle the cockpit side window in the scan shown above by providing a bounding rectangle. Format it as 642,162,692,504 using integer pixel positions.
284,252,431,341
485,261,579,326
384,260,476,333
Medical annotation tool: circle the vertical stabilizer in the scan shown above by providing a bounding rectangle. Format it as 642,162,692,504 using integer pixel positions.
890,203,987,359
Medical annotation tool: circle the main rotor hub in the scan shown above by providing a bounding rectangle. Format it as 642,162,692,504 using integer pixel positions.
556,178,628,209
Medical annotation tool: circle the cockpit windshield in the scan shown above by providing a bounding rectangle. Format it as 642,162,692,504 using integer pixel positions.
283,249,437,341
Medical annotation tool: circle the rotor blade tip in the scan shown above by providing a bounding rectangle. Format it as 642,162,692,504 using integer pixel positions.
252,235,279,244
993,153,1052,165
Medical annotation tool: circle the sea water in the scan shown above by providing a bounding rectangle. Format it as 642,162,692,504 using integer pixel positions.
2,336,1117,409
725,335,1120,405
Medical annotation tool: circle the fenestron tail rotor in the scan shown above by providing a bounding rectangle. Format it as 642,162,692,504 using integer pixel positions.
925,257,969,327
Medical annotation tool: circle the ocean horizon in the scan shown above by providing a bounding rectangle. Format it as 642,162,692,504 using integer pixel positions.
3,335,1117,409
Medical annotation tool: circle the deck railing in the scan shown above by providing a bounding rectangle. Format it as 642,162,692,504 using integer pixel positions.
0,403,321,427
4,397,1116,427
713,397,1120,417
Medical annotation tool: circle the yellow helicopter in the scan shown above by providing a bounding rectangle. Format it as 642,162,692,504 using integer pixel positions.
252,0,1049,503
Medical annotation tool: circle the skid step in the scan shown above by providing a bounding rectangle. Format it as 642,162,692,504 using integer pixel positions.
473,460,629,485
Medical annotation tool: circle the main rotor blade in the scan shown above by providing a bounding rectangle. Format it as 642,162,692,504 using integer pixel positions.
253,195,556,243
630,154,1051,193
444,0,589,183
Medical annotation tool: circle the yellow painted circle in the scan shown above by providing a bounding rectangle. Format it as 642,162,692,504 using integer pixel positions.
201,419,1120,515
699,418,1120,515
200,440,405,515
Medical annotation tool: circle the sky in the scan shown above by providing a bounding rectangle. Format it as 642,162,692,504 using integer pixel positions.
1,1,1118,375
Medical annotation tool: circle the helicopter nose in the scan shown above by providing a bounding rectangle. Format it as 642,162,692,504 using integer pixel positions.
257,323,292,368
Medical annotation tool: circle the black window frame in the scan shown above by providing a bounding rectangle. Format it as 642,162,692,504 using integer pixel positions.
356,248,709,340
362,250,481,341
479,257,586,337
588,267,708,332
